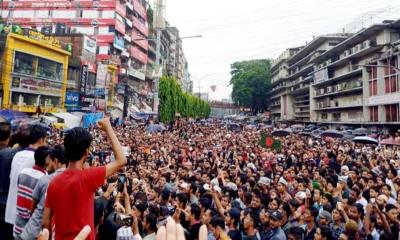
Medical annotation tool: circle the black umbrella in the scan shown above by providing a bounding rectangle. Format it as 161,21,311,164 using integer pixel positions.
353,128,368,136
353,136,378,145
299,131,312,137
321,130,344,138
272,129,292,137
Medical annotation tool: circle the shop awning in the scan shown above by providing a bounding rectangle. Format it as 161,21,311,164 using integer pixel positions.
51,112,81,129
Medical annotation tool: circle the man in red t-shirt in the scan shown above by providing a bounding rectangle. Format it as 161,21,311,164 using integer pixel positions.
43,118,127,240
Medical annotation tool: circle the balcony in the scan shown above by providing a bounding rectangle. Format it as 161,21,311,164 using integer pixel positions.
116,1,127,18
133,0,147,19
314,85,362,99
290,84,310,96
132,17,148,36
315,103,363,111
132,31,148,51
130,46,148,64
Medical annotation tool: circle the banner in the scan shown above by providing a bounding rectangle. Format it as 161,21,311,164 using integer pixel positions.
96,64,108,87
83,36,97,54
65,91,80,107
80,65,89,95
113,36,125,51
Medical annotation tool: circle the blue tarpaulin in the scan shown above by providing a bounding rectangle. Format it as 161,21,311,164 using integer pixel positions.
82,112,104,128
0,110,29,122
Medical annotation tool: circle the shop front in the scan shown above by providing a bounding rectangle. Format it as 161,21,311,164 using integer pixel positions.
1,31,70,113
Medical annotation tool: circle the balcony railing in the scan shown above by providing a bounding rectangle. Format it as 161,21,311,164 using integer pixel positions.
315,81,362,98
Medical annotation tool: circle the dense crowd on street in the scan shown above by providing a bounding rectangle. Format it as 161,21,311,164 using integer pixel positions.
1,115,400,240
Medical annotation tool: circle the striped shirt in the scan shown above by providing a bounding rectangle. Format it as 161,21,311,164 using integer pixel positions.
13,166,46,238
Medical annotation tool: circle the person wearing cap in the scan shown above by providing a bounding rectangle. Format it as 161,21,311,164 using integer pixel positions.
261,210,286,240
318,210,332,227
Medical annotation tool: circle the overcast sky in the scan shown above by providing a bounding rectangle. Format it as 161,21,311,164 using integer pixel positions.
163,0,400,101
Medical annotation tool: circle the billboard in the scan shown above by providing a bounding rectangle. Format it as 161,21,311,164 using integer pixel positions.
80,65,89,95
83,36,97,54
65,91,80,107
113,36,125,51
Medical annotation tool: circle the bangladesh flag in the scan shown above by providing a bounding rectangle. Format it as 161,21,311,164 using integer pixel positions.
260,132,274,148
272,139,282,151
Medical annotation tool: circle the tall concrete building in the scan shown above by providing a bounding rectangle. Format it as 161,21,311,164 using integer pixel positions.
310,20,400,126
269,19,400,128
269,48,301,121
286,34,350,122
1,0,151,115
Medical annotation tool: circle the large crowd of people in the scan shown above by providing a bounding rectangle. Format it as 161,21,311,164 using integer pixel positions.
1,115,400,240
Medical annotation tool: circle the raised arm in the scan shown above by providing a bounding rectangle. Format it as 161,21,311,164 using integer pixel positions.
97,118,127,178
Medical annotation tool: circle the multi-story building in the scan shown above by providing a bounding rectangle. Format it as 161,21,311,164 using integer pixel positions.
1,0,149,113
269,19,400,128
269,48,300,121
286,34,350,123
310,20,400,126
0,30,70,113
269,34,350,122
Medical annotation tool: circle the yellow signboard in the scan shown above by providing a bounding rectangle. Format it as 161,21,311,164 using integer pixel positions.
26,30,61,48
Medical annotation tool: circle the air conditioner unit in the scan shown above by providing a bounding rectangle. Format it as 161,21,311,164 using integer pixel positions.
319,89,324,95
327,86,333,93
336,85,342,91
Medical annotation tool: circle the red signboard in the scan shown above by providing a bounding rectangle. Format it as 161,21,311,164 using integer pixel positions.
133,0,147,19
116,1,127,18
4,0,116,9
132,17,148,36
81,60,97,73
10,18,115,27
132,31,148,51
96,34,115,44
130,46,148,65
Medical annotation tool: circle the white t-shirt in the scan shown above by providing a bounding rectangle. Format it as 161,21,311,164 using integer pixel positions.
5,149,35,224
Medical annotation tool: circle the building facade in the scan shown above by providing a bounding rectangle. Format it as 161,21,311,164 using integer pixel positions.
310,20,400,126
269,48,300,121
1,0,150,114
269,19,400,127
0,30,70,113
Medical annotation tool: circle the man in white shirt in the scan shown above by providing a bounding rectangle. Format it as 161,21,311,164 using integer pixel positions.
5,125,47,225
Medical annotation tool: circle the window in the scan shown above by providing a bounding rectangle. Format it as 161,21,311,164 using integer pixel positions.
385,104,399,122
13,51,63,81
369,106,378,122
76,9,83,18
109,25,115,33
13,52,35,75
368,63,378,96
384,58,399,94
321,113,328,119
332,113,341,121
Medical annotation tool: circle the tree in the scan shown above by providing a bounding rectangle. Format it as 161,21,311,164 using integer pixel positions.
159,76,210,123
230,59,272,114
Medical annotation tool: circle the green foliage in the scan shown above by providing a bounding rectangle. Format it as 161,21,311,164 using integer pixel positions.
147,6,154,29
230,59,272,114
159,76,210,123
